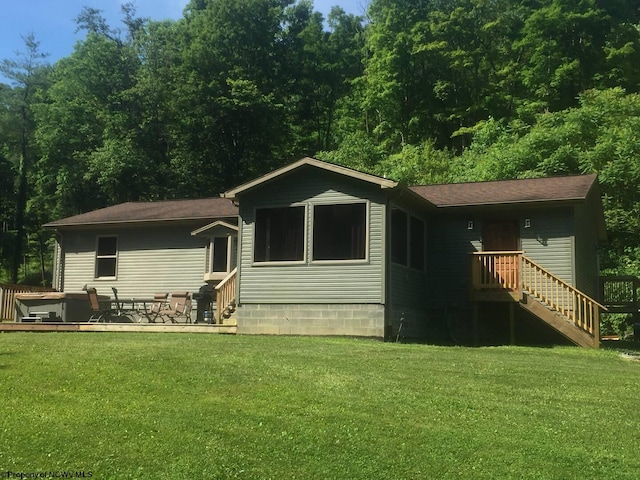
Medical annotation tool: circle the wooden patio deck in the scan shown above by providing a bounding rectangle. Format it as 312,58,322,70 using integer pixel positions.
0,322,237,334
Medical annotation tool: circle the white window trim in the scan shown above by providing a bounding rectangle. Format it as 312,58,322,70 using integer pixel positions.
209,235,237,273
94,235,118,280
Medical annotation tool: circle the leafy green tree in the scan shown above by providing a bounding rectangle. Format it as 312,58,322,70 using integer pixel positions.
0,34,50,283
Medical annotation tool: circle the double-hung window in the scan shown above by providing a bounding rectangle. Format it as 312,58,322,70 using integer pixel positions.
95,236,118,278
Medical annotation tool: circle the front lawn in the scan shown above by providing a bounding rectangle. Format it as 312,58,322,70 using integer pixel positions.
1,333,638,479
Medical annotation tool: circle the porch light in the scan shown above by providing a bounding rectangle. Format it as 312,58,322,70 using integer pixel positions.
467,221,474,230
524,218,531,228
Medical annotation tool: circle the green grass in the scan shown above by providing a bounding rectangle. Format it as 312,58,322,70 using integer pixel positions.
1,333,639,479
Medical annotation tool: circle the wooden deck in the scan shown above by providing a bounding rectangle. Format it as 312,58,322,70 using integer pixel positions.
0,322,237,334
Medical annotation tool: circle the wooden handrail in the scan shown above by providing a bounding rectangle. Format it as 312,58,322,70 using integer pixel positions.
215,268,237,322
471,253,606,340
0,283,56,322
471,251,524,290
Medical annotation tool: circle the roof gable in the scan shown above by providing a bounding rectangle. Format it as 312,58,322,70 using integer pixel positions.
191,220,238,237
223,157,398,199
43,197,238,228
410,174,598,207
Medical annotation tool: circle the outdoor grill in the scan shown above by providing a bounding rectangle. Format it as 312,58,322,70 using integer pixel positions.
193,284,215,323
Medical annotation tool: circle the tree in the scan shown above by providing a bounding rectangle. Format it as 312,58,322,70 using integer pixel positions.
0,33,50,283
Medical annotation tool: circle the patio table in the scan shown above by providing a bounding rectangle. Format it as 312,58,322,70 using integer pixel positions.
121,298,167,323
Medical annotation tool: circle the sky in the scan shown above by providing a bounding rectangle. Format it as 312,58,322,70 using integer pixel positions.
1,0,368,84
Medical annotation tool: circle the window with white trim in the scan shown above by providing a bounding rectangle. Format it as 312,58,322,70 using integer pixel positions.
95,236,118,278
211,235,238,273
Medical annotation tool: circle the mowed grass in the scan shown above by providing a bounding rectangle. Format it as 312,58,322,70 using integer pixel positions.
1,333,639,479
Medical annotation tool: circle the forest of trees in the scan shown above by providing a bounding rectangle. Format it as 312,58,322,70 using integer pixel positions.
2,0,640,287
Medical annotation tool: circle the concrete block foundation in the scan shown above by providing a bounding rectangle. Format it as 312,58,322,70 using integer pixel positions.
237,303,386,337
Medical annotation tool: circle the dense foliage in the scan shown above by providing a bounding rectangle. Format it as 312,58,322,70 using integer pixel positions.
2,0,640,285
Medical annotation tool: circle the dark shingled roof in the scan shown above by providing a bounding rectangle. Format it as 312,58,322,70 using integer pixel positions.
409,174,598,207
43,197,238,228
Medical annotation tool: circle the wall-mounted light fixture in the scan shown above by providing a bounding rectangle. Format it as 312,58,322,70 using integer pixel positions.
467,220,474,230
524,218,531,228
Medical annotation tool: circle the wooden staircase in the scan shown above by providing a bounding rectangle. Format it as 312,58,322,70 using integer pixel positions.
471,252,605,348
215,268,237,325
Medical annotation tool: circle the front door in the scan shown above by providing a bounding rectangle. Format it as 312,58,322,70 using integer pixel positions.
483,221,519,251
482,221,519,288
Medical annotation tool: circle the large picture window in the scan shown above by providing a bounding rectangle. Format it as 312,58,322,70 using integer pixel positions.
95,236,117,278
313,203,367,261
254,206,305,262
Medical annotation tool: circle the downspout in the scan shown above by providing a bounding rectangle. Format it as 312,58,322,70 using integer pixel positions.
53,230,64,291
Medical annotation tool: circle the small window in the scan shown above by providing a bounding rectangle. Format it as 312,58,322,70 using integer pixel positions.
313,203,367,261
254,206,305,262
212,237,229,272
391,208,407,265
410,216,425,270
95,236,117,278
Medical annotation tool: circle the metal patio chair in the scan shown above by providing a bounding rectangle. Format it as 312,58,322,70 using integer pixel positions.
86,287,113,323
160,292,192,323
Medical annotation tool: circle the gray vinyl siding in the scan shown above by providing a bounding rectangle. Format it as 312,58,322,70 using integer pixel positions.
427,216,482,309
387,203,429,336
238,167,385,304
59,224,209,298
520,208,574,286
426,208,575,308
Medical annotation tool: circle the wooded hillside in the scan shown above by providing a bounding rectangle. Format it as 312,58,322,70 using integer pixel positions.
2,0,640,285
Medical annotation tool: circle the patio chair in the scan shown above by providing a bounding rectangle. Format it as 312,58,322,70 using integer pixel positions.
86,287,112,323
160,292,192,323
146,293,169,322
110,287,134,322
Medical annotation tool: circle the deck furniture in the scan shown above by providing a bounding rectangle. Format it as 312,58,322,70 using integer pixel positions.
130,293,169,323
160,292,192,323
86,287,114,323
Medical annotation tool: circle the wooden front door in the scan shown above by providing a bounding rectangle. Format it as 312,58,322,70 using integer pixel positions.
483,221,519,251
482,221,519,288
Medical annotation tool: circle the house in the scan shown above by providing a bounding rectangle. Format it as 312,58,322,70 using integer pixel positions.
412,175,607,347
43,197,238,321
43,157,607,346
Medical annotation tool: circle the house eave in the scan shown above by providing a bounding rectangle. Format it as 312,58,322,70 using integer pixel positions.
223,157,398,200
43,216,234,230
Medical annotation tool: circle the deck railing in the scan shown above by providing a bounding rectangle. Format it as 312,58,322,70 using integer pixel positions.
0,283,56,322
215,268,237,322
470,251,523,290
521,256,604,337
471,252,605,338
